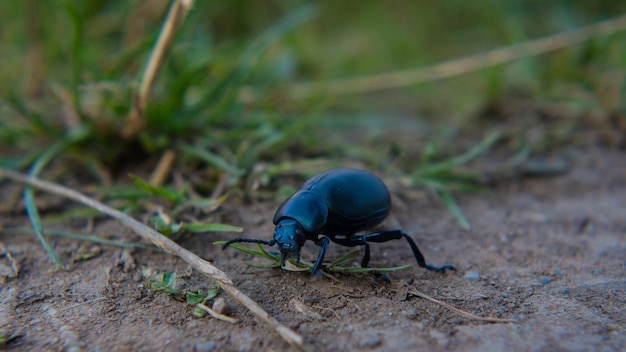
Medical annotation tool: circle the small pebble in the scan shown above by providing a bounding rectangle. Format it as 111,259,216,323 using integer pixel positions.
464,271,481,281
303,295,319,304
540,277,552,285
552,269,562,276
195,342,216,351
211,298,228,314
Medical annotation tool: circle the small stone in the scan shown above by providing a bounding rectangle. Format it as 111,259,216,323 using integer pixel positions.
540,277,552,285
195,342,216,351
303,296,319,304
211,298,228,314
552,269,562,276
464,271,481,281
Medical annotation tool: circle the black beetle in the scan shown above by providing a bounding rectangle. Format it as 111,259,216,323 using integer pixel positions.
222,167,455,277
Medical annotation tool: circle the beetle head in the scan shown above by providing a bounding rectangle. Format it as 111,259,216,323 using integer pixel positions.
274,218,307,265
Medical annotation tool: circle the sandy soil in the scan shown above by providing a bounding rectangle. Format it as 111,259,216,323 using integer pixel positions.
1,147,624,351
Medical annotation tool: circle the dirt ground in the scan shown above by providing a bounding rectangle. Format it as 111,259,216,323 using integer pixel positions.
1,146,624,351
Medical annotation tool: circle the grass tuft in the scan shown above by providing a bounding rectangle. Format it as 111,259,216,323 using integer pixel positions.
213,241,410,276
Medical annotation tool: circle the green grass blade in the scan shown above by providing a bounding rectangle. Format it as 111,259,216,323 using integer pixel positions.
178,143,244,176
436,189,471,231
97,185,152,201
235,4,319,86
0,228,162,252
213,241,279,261
24,142,71,268
201,4,319,114
185,223,243,233
129,174,183,203
23,189,63,267
22,127,89,267
327,265,411,274
42,207,105,224
218,240,412,275
172,195,228,215
246,263,282,269
62,0,84,113
329,250,361,267
420,132,501,175
0,151,41,170
5,91,57,134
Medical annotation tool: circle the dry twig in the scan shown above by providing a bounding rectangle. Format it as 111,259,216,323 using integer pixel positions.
123,0,195,139
149,149,177,186
241,14,626,100
0,168,304,349
408,289,517,323
196,303,238,324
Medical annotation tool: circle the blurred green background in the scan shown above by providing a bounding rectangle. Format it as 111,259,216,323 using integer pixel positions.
1,0,625,194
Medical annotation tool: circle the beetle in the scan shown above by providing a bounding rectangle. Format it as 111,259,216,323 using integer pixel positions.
222,167,455,277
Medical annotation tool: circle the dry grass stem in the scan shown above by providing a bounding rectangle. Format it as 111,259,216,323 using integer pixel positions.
0,168,304,349
408,289,517,323
196,303,238,323
53,87,81,130
149,149,177,186
59,297,108,312
123,0,195,139
289,298,324,320
260,14,626,100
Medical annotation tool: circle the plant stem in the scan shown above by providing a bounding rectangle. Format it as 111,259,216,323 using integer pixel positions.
123,0,195,139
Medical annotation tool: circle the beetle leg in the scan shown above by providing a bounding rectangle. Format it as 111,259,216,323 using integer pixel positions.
311,236,330,276
360,239,392,281
358,230,456,273
361,239,371,268
329,236,391,281
327,237,371,266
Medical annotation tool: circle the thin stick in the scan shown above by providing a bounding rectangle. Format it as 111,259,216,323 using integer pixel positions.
123,0,195,139
0,168,304,349
60,297,108,312
251,14,626,100
196,303,238,323
408,289,517,323
149,149,176,186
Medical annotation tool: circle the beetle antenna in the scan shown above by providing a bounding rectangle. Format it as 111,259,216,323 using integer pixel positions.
222,238,276,250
